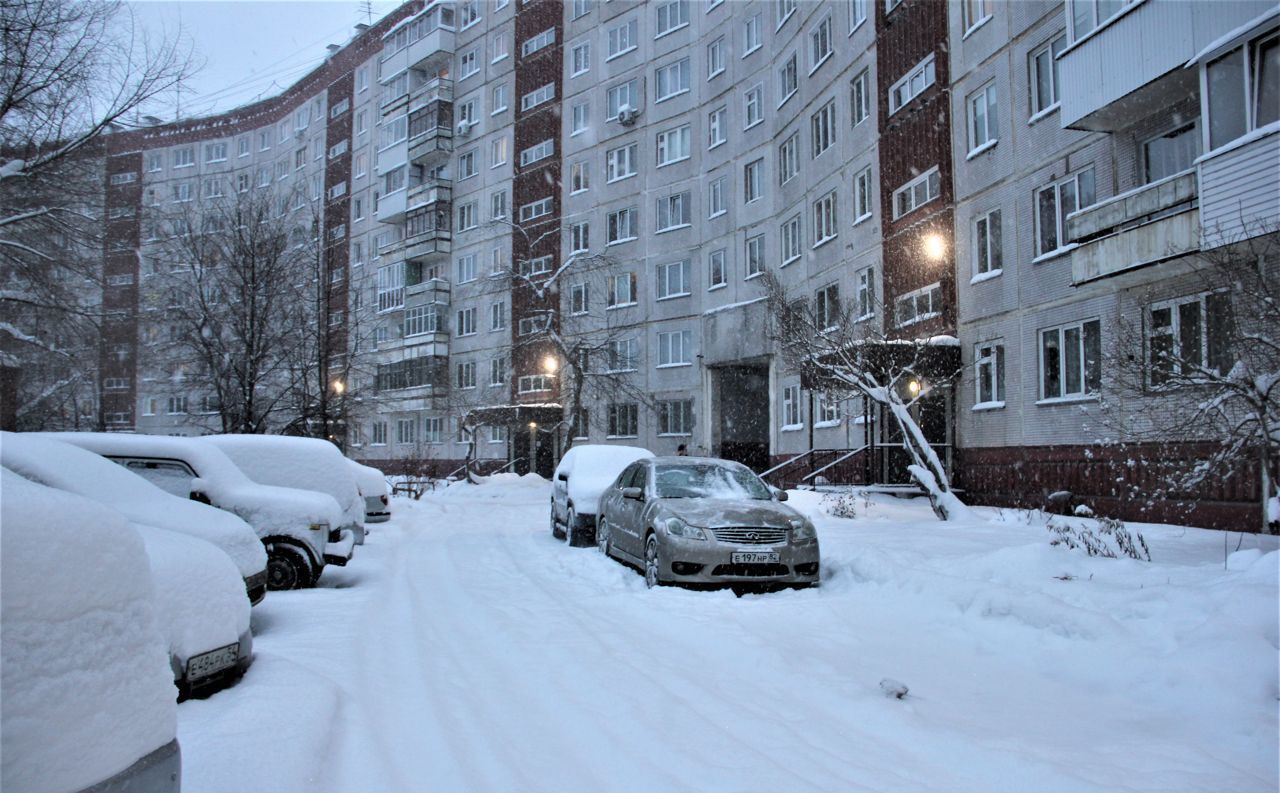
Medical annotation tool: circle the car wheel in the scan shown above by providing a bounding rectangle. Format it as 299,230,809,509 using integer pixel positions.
266,545,312,590
564,508,578,546
550,501,565,540
596,516,611,555
644,533,662,589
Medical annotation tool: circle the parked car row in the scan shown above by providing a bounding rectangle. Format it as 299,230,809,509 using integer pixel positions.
552,445,821,589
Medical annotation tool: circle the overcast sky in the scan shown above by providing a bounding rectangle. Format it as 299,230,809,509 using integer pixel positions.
129,1,400,120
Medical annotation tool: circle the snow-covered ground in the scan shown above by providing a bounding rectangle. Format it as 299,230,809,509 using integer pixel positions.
176,475,1279,793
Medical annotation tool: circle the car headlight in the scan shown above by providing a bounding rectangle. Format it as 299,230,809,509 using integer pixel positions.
789,518,816,542
661,516,706,540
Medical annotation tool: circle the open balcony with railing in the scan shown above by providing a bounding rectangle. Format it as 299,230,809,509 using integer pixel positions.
1068,169,1199,284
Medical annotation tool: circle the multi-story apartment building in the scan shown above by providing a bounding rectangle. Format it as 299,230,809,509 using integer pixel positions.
82,0,1274,527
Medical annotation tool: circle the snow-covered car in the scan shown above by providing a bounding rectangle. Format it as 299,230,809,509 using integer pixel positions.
204,434,366,544
1,470,181,793
2,431,270,605
349,459,391,523
46,432,354,590
596,456,820,588
551,444,653,546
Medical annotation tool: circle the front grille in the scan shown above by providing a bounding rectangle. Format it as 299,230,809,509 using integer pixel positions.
711,527,787,545
711,563,791,577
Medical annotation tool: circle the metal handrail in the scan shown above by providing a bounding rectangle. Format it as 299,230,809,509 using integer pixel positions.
801,445,870,483
492,457,524,474
443,462,469,479
760,449,817,478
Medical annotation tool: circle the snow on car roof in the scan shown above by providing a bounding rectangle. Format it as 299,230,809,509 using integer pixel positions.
203,435,363,528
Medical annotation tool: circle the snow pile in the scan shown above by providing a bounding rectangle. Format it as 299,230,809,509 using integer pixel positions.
2,432,266,578
439,471,548,497
555,444,652,515
347,459,390,498
1,471,176,793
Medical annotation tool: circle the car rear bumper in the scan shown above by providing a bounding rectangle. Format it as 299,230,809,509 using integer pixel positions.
79,737,180,793
324,528,356,566
364,495,391,522
177,628,253,700
661,537,820,584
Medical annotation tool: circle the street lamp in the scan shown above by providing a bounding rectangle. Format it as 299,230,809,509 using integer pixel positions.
542,355,558,375
922,233,947,262
332,379,345,395
907,378,922,397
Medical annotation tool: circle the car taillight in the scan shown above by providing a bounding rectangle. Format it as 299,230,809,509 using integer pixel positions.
380,495,388,505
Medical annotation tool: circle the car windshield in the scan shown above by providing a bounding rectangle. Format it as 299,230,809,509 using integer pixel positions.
653,463,772,500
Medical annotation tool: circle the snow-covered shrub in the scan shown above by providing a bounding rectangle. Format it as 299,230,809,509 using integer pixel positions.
820,491,858,519
1047,516,1151,561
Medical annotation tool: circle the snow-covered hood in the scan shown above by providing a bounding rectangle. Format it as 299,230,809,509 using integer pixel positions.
218,481,344,541
349,460,390,498
559,444,653,515
655,499,803,530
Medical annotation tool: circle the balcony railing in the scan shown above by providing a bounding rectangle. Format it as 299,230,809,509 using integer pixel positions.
1068,170,1199,284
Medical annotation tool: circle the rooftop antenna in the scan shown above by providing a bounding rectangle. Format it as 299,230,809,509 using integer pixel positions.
359,1,374,24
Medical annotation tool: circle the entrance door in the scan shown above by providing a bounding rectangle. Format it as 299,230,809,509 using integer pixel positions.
715,365,770,472
877,387,952,484
512,427,555,478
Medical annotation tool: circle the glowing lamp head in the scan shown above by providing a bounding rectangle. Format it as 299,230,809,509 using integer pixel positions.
907,379,922,396
529,421,538,430
922,233,947,261
542,355,558,374
332,380,345,395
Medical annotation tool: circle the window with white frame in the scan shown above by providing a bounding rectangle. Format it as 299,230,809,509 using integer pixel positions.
1035,167,1095,257
974,341,1005,406
173,146,194,168
457,254,477,283
815,282,840,330
570,282,589,314
656,191,691,231
492,34,509,62
1148,292,1234,386
608,338,639,371
745,234,764,277
520,138,554,167
396,418,418,445
1204,31,1278,150
779,133,799,184
708,106,727,147
1040,319,1101,399
777,0,797,27
458,149,477,179
377,263,405,312
744,13,762,54
456,307,477,336
744,84,764,127
456,361,477,390
606,79,639,118
973,209,1002,277
779,54,798,104
856,267,875,319
850,0,867,31
572,41,591,76
895,282,941,327
566,161,589,195
607,18,638,59
854,166,874,222
607,208,637,244
521,82,555,111
962,0,992,33
892,166,941,219
329,139,349,159
371,421,387,445
657,330,692,366
205,142,227,162
146,152,162,172
607,272,637,306
490,357,507,386
571,220,590,252
708,248,726,288
457,201,478,230
744,158,763,202
425,418,444,444
656,259,690,299
492,83,508,113
522,28,555,57
573,0,593,19
708,176,726,217
1143,123,1200,183
813,191,838,244
489,424,509,443
708,36,725,78
491,137,508,166
519,255,553,277
810,15,833,70
888,54,935,114
655,58,691,101
816,394,841,424
782,385,802,427
811,102,836,156
519,375,553,394
571,101,589,134
968,83,999,153
1069,0,1139,42
655,0,689,37
851,69,870,126
1030,32,1067,116
781,214,802,264
519,196,553,222
460,48,479,79
607,403,639,437
658,400,694,435
606,143,638,181
490,190,508,220
656,125,691,166
490,301,506,331
460,0,480,28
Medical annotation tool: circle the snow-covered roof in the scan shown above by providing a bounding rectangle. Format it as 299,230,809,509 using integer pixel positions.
204,435,364,529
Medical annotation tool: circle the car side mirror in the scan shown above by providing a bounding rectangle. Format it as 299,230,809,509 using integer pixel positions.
622,486,643,501
775,489,789,502
189,477,211,504
557,473,568,481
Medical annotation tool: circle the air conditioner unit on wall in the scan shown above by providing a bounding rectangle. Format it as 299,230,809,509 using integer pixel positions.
456,121,472,137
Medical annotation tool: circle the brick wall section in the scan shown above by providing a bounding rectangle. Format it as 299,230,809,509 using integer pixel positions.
324,73,355,363
100,151,143,426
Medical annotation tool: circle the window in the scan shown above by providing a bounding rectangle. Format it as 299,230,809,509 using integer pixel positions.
258,131,271,151
1148,293,1234,386
851,0,867,31
425,418,446,445
707,37,725,78
607,18,638,59
295,147,306,169
167,396,189,415
892,166,941,219
851,69,870,126
1143,123,1200,183
811,100,836,157
655,192,691,232
744,13,762,54
816,395,841,425
519,375,553,393
608,403,639,437
396,419,418,445
657,330,692,366
204,178,224,198
656,259,690,299
570,220,590,252
237,137,250,157
109,171,136,185
607,208,637,244
490,137,508,167
573,0,593,19
810,16,833,70
606,143,638,181
777,0,796,27
708,249,726,288
405,306,441,337
173,146,194,168
708,106,727,148
744,84,764,128
457,254,477,283
656,125,691,166
1069,0,1138,41
490,190,508,220
1030,32,1066,116
655,0,688,37
458,150,477,179
490,357,507,386
854,166,874,222
521,82,555,111
327,181,346,200
456,361,477,389
895,282,942,327
815,283,840,330
608,338,639,371
329,139,349,159
1205,32,1277,150
172,182,192,202
457,201,478,230
779,54,798,104
520,138,555,167
146,153,163,172
205,142,227,162
745,234,764,277
1035,167,1095,257
571,42,591,76
962,0,992,33
492,84,508,113
968,83,998,153
606,79,639,119
708,176,726,217
456,307,477,336
522,28,555,57
371,421,387,445
460,49,479,79
570,282,589,314
571,101,589,134
744,158,763,202
1040,319,1101,400
889,54,936,114
655,58,691,101
491,34,509,63
856,267,875,319
782,385,802,428
519,255,552,277
517,195,552,223
607,272,637,306
490,301,506,331
781,214,802,264
779,133,799,184
813,192,837,244
570,161,590,193
974,341,1005,407
658,400,694,435
971,208,1003,278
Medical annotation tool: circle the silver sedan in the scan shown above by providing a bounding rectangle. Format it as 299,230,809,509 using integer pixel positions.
596,457,820,588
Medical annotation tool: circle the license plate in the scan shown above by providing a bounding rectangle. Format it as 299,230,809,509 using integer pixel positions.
731,551,780,564
186,643,239,680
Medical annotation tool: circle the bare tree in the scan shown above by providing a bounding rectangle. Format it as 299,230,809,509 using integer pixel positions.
761,270,969,521
0,0,193,427
1102,227,1280,533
